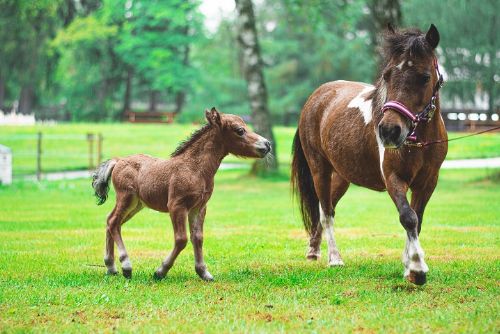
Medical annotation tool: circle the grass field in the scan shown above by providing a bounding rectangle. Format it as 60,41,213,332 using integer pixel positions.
0,164,499,332
0,123,499,175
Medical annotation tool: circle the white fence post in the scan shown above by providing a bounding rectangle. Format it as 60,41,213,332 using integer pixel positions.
0,144,12,185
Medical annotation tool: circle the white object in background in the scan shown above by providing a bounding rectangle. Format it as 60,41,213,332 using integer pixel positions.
0,145,12,185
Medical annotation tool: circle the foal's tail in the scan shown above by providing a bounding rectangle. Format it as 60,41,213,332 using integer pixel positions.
291,129,319,236
92,159,117,205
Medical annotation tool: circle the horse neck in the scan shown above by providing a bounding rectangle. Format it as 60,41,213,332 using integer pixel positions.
178,128,227,177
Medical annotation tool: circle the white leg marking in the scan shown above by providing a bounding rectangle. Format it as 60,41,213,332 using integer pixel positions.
402,236,428,278
319,204,344,266
347,86,375,124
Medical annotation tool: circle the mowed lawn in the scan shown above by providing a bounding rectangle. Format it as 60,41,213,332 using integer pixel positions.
1,122,500,175
0,165,499,332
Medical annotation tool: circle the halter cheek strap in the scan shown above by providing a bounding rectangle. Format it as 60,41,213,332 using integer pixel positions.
381,58,444,145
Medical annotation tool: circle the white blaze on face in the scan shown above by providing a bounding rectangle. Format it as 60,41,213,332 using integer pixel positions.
348,86,375,125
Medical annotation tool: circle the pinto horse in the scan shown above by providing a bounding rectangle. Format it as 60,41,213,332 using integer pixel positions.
92,108,271,280
291,24,447,285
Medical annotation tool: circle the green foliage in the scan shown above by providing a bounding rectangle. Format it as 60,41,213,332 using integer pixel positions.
0,0,497,121
259,0,375,117
403,0,499,112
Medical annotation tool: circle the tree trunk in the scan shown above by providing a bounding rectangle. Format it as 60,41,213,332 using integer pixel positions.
122,68,133,119
18,85,34,114
149,90,159,112
235,0,278,173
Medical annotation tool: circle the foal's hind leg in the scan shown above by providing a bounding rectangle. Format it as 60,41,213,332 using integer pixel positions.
106,194,142,278
154,205,188,279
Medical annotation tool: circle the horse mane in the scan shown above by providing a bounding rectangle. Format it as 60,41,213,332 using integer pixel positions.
171,123,212,157
380,28,434,68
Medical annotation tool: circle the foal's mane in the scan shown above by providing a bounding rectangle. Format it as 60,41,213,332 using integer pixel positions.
171,123,212,157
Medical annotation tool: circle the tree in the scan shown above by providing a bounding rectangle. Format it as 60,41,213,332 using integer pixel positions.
403,0,499,114
116,0,201,113
235,0,278,173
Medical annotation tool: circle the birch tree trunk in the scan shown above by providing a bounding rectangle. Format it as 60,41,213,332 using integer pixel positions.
235,0,278,173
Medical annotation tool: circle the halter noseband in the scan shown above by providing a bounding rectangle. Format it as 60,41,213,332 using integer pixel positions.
381,58,444,146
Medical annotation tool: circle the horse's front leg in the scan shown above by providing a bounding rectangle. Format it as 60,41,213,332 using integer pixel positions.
189,206,213,281
386,174,428,285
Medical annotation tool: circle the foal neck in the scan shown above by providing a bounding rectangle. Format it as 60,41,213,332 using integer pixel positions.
174,126,227,175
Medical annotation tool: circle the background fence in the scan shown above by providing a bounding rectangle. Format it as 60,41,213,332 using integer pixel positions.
0,132,102,180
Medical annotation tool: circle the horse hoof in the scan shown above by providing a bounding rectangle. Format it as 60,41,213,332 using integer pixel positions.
153,271,165,280
407,271,427,285
306,253,320,261
328,259,344,267
106,269,118,276
122,268,132,279
201,273,214,282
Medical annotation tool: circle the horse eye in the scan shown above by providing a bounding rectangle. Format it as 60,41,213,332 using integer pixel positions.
235,128,246,136
417,73,431,85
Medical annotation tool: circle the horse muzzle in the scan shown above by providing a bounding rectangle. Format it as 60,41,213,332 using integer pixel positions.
378,122,409,148
255,139,271,157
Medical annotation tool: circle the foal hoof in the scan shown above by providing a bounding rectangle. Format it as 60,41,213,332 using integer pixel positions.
106,269,118,276
200,272,214,282
406,271,427,286
122,268,132,279
153,271,166,280
328,259,345,267
306,253,320,261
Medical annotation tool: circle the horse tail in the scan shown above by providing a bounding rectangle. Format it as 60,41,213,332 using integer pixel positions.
291,129,319,236
92,159,117,205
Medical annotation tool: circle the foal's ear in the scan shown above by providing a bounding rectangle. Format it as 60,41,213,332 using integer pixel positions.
205,107,222,127
425,24,440,49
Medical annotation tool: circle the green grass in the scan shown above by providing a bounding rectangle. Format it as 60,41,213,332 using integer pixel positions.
0,123,499,175
0,167,499,333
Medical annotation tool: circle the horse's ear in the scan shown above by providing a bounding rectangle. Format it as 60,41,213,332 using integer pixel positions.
387,22,396,34
205,107,221,127
425,24,440,49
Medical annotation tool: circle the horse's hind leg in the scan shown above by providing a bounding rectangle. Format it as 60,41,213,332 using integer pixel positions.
307,153,349,266
321,172,349,266
104,206,118,275
106,194,142,279
154,205,188,280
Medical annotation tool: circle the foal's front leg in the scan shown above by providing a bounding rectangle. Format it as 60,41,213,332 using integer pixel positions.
386,174,429,285
189,207,213,281
154,206,188,279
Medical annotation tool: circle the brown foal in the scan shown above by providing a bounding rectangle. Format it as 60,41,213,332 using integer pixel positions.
292,24,447,285
92,108,271,280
